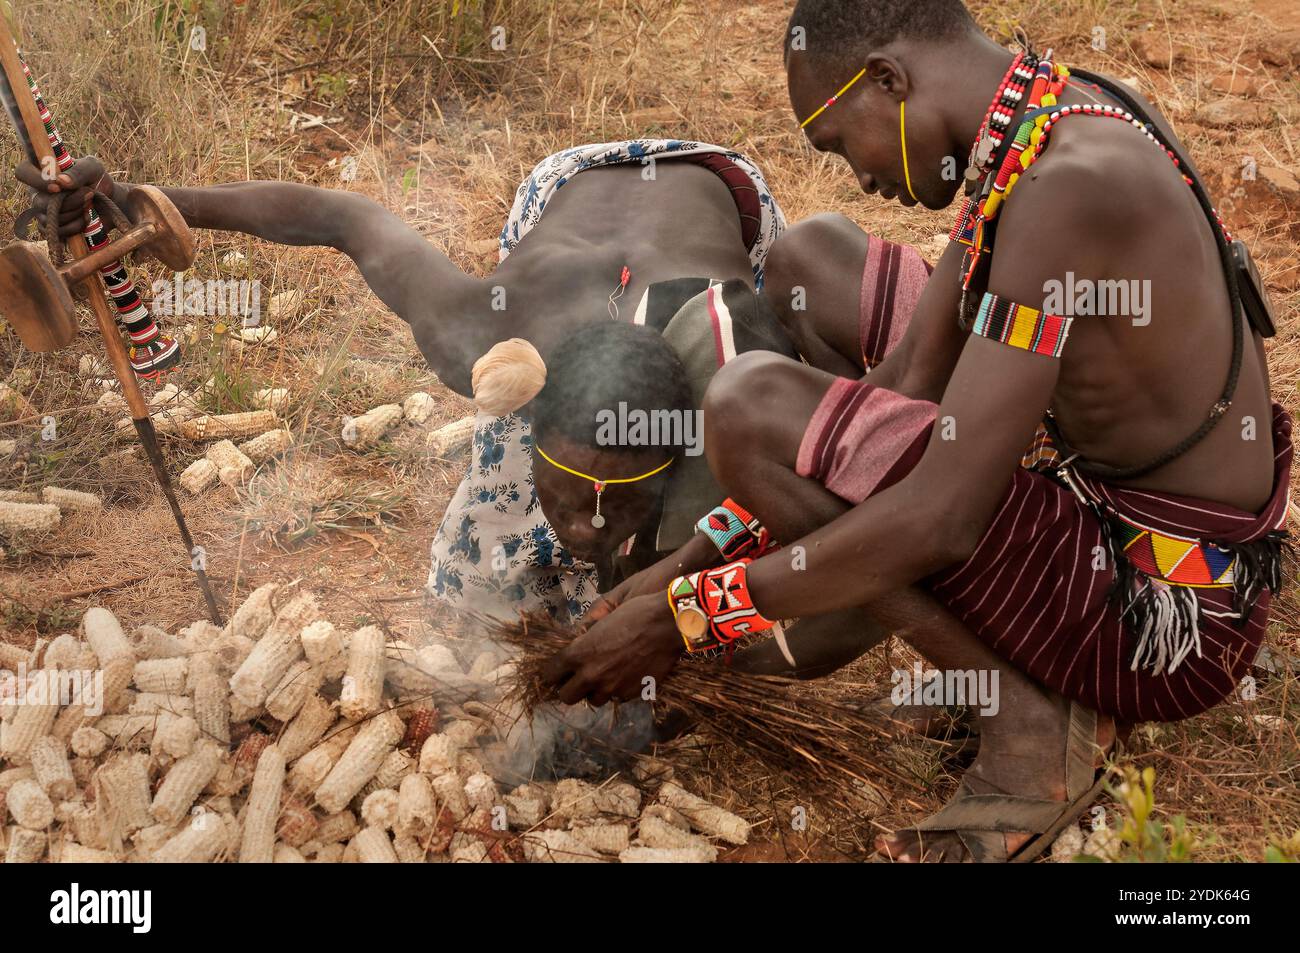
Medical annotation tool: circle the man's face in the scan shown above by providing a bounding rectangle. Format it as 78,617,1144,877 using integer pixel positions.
787,53,957,210
532,433,671,563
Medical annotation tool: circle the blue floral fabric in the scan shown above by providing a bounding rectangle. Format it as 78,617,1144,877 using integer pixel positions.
427,413,597,623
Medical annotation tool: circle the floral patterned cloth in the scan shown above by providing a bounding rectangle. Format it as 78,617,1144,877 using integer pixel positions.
427,412,598,623
498,139,785,287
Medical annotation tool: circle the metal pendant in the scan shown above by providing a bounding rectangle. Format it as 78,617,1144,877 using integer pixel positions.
590,514,606,529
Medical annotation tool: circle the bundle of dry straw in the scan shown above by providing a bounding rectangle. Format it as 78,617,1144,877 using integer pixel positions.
492,613,924,809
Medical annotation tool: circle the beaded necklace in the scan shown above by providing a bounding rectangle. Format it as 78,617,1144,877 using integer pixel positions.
963,50,1038,189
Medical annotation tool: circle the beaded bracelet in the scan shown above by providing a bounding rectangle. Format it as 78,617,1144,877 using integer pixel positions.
668,559,776,654
696,499,777,562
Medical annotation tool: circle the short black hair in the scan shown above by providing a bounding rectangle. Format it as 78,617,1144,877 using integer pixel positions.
785,0,977,70
531,321,693,453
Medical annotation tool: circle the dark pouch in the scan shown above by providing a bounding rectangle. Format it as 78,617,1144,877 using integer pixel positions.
1231,239,1277,338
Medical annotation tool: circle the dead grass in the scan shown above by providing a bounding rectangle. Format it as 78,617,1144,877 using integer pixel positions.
0,0,1297,860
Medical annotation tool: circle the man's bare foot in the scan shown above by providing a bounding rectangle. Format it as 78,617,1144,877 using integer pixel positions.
875,687,1115,863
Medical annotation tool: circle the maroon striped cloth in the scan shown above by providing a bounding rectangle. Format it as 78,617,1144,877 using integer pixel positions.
858,235,933,368
799,388,1292,722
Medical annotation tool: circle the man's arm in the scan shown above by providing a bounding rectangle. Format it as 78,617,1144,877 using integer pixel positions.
134,180,486,393
16,158,486,394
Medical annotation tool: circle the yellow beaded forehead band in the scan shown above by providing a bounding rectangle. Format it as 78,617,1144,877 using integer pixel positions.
800,67,867,128
534,444,674,528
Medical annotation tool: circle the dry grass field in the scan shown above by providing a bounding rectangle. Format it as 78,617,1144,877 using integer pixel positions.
0,0,1297,861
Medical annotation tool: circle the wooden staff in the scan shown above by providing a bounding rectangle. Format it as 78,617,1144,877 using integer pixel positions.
0,11,222,624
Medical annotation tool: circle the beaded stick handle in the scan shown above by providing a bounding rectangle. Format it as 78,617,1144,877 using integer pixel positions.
17,51,180,378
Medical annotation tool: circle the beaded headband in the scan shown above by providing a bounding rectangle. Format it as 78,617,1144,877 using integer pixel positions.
799,67,867,129
534,444,673,528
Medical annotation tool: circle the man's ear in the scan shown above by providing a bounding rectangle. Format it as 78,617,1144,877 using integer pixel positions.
865,53,910,102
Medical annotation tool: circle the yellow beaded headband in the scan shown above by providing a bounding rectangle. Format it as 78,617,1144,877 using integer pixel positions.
534,444,674,528
800,66,867,128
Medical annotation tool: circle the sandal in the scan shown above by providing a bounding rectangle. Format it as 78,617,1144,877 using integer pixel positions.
897,701,1113,863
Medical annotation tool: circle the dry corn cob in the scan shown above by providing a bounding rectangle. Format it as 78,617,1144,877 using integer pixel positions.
239,745,286,863
274,842,307,863
7,779,55,829
299,620,342,665
253,388,289,413
229,590,315,707
340,626,385,719
619,845,715,864
94,752,153,838
150,815,227,863
522,829,604,864
153,712,199,759
277,694,334,763
238,429,293,465
130,625,189,660
276,799,319,848
133,657,189,694
427,417,476,457
178,458,219,495
287,724,355,795
314,810,359,845
70,726,109,758
180,410,280,442
342,404,403,450
265,660,321,722
189,656,230,747
41,486,103,515
29,736,75,800
354,826,399,863
429,771,470,822
571,823,632,855
0,500,60,535
151,742,224,826
401,392,436,424
41,634,82,670
396,774,436,838
315,710,403,813
82,608,134,665
658,782,749,845
392,833,425,863
5,825,46,863
0,695,58,764
360,749,413,799
0,489,39,505
227,582,280,641
360,789,401,830
637,815,717,857
449,832,491,864
463,772,498,813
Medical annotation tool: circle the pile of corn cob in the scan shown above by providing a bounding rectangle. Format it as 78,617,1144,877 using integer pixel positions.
0,584,748,862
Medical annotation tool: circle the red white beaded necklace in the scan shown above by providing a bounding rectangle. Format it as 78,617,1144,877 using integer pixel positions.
964,49,1039,188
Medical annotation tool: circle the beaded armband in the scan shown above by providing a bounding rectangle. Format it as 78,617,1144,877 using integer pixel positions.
972,292,1073,359
696,499,777,562
667,560,776,654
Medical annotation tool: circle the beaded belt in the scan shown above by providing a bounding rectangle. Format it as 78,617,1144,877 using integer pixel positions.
1116,515,1236,588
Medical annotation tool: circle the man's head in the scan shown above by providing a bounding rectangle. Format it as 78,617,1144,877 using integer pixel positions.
530,322,692,562
786,0,981,209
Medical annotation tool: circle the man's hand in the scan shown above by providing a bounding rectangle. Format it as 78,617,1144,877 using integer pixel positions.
541,594,683,706
586,533,720,623
14,156,116,239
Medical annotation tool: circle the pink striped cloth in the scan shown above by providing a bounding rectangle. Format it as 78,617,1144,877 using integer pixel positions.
859,235,933,367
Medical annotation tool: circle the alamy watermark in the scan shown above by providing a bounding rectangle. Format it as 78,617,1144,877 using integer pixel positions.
594,402,704,457
0,663,104,716
891,661,999,717
1043,272,1151,326
150,272,262,327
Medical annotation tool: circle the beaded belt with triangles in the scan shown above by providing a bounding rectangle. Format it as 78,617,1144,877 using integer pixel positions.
1116,516,1236,588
